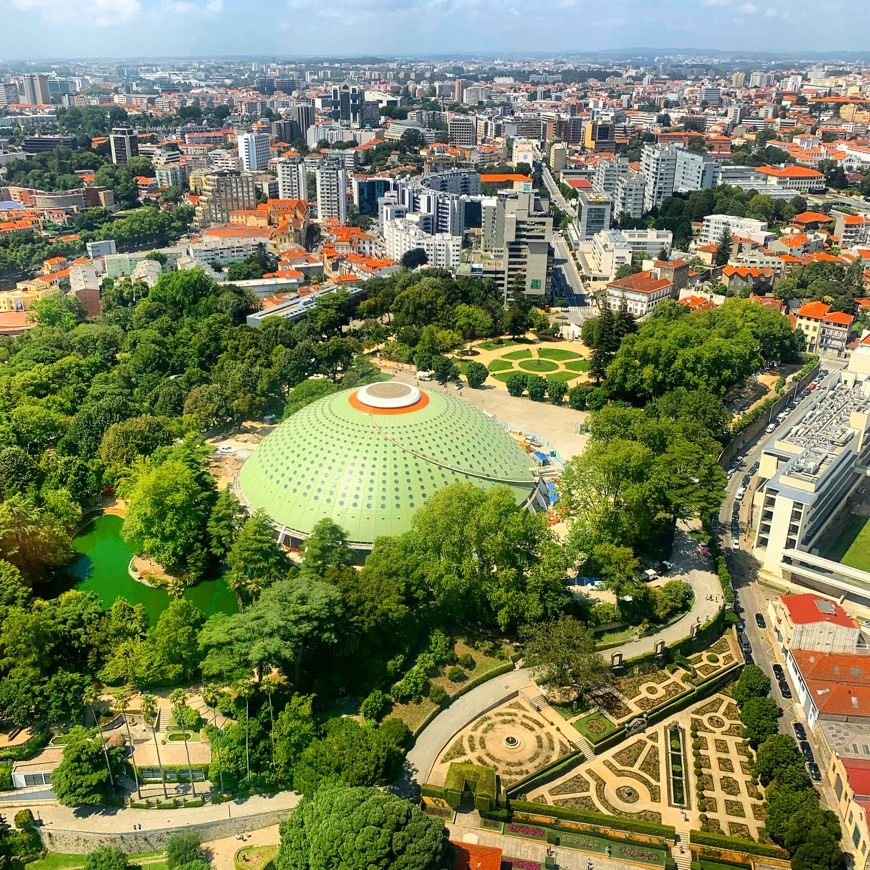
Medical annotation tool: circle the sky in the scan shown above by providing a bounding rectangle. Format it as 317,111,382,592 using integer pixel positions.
1,0,868,59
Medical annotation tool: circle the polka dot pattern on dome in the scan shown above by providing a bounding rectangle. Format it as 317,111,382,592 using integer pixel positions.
237,383,539,546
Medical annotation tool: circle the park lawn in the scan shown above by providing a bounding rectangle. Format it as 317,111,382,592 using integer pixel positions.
563,359,590,372
595,626,634,648
477,339,520,351
492,372,515,383
545,370,580,383
28,854,163,870
234,845,278,870
572,711,619,743
538,348,583,361
501,348,534,360
488,359,514,372
824,515,870,570
518,359,559,373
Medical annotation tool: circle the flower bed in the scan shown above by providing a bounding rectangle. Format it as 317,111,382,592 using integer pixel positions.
507,823,547,839
503,860,542,870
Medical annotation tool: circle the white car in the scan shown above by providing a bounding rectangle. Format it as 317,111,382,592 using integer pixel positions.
732,539,740,550
217,445,235,455
735,487,746,501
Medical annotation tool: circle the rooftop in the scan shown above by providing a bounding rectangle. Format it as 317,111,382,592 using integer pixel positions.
782,593,856,628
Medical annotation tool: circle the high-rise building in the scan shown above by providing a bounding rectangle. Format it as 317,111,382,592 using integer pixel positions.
732,71,746,88
315,158,348,223
271,120,295,144
640,143,715,212
192,170,258,226
0,83,19,107
238,131,271,172
700,87,721,106
614,172,646,221
593,157,630,195
291,102,315,141
19,74,50,106
110,127,139,164
448,115,476,147
277,156,308,201
583,120,616,153
331,80,363,125
549,142,567,174
453,79,467,103
577,191,613,239
353,175,395,217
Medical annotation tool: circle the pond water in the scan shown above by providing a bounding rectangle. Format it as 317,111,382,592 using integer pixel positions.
42,514,238,623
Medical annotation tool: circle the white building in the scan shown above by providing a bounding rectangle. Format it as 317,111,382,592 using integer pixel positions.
700,214,770,246
316,160,348,223
577,191,612,240
238,132,270,172
449,116,477,147
614,173,646,221
277,156,308,201
592,157,630,195
641,143,717,212
383,217,461,269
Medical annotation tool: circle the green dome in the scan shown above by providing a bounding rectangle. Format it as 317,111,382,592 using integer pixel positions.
237,381,541,547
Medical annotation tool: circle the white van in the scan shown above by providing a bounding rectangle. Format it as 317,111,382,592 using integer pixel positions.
416,371,434,381
736,487,746,501
766,423,776,434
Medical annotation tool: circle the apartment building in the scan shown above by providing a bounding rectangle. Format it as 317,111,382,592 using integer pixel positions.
699,214,771,246
276,156,308,202
448,115,477,148
795,300,854,357
641,143,717,212
110,127,139,165
592,157,630,195
614,172,646,221
383,217,461,269
315,159,348,223
836,212,870,248
192,171,258,227
238,132,270,172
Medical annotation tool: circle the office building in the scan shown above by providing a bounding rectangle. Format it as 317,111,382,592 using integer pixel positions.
271,120,296,144
353,175,394,217
316,158,348,223
110,127,139,164
22,136,77,153
481,190,553,299
583,120,616,153
577,191,612,239
276,156,308,202
614,173,646,220
292,102,315,141
700,86,721,106
238,131,270,172
192,170,258,227
19,74,50,106
331,80,363,125
449,116,477,147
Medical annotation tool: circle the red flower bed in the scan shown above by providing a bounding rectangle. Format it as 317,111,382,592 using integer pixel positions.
506,823,547,839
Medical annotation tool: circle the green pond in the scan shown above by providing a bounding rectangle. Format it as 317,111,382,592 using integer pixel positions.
44,514,238,623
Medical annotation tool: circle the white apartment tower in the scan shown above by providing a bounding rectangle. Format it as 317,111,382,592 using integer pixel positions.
316,159,348,223
238,132,271,172
277,156,308,201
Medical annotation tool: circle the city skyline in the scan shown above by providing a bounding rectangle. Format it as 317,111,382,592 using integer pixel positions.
2,0,870,59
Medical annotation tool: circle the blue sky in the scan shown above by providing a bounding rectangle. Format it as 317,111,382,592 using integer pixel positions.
0,0,866,58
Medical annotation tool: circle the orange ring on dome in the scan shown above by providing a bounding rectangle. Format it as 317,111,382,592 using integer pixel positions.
348,389,430,415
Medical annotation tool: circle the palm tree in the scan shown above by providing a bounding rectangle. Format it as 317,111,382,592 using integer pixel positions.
141,694,168,800
201,683,225,795
169,688,198,798
83,685,115,789
259,670,287,765
115,685,141,800
233,679,254,784
227,571,246,612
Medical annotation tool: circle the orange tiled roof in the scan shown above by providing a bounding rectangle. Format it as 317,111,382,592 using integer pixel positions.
757,165,824,179
608,269,672,295
796,300,831,319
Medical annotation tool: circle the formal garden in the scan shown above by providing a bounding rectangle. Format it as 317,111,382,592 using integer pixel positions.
482,345,590,385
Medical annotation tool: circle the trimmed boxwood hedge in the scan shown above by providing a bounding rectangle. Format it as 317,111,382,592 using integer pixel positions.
507,799,676,839
444,762,497,811
689,830,788,858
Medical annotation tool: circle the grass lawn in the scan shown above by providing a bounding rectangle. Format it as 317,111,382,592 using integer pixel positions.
538,348,583,361
699,862,750,870
518,358,559,373
823,515,870,571
234,845,278,870
563,359,590,372
492,372,515,383
545,370,580,383
501,348,534,360
488,359,514,372
595,626,635,648
572,711,619,743
477,339,519,351
28,855,164,870
457,360,469,375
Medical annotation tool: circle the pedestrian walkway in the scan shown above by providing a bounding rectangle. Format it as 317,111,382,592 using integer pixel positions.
673,829,692,870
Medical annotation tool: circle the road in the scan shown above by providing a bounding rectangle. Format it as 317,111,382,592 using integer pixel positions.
720,363,844,813
542,164,577,218
551,231,587,303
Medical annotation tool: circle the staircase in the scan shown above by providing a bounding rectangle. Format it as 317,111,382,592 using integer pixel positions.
672,830,692,870
154,707,169,735
522,690,595,761
571,732,595,762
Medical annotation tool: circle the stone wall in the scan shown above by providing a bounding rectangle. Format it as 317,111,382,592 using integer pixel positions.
39,808,289,854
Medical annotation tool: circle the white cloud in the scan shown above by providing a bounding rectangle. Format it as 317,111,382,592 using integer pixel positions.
161,0,223,12
739,2,758,12
11,0,140,25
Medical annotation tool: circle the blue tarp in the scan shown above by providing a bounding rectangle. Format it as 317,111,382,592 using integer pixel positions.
533,450,549,465
547,481,558,504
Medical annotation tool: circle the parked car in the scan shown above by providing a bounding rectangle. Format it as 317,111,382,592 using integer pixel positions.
744,652,754,665
736,487,746,502
807,762,822,782
735,455,745,466
800,741,815,763
779,680,793,700
750,462,759,474
755,613,766,629
793,722,807,741
741,638,752,655
742,474,752,486
732,539,740,550
773,664,785,681
765,423,776,434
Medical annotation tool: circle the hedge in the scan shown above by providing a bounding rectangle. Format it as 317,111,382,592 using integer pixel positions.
689,830,788,858
444,762,497,811
645,663,742,729
507,799,676,839
506,748,589,798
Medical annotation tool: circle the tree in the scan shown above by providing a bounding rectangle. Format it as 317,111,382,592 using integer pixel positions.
523,616,611,701
207,487,247,561
431,355,458,383
114,686,140,799
0,447,41,499
98,415,174,475
300,518,352,577
505,372,527,397
465,361,489,389
85,846,129,870
614,262,641,280
52,726,123,807
526,374,547,402
275,785,449,870
166,832,207,870
400,248,428,270
734,663,771,705
30,294,86,330
715,227,731,266
547,378,568,405
141,694,168,799
755,734,804,786
739,696,781,747
226,511,289,609
0,497,73,585
272,693,317,784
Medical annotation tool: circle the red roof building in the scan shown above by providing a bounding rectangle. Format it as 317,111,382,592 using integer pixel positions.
451,842,503,870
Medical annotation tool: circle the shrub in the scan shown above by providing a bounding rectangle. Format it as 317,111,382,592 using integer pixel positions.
447,666,466,682
360,689,388,723
458,653,475,669
0,763,12,790
689,830,787,858
85,846,129,870
166,831,206,869
429,684,448,705
14,808,34,830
